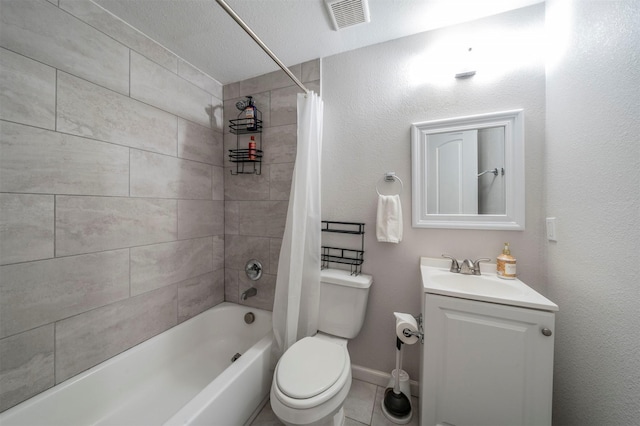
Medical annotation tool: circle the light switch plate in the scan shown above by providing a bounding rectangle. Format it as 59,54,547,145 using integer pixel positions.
546,217,557,242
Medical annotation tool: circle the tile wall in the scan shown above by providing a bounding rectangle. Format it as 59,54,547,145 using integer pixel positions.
222,62,320,311
0,0,224,411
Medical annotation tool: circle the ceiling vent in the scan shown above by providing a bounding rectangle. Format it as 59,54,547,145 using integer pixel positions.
325,0,371,31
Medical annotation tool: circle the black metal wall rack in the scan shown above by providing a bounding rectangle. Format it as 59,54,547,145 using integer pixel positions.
321,221,365,275
228,99,263,175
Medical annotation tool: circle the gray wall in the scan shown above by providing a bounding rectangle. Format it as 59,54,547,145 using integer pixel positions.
545,0,640,423
0,0,225,411
222,64,320,310
321,5,546,382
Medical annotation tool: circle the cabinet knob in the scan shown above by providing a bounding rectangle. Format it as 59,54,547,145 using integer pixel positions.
541,328,553,337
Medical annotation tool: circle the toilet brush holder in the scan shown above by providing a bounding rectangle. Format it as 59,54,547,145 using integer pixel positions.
382,369,412,424
386,369,411,402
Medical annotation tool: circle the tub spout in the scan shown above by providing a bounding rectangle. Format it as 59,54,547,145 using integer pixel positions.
241,287,257,300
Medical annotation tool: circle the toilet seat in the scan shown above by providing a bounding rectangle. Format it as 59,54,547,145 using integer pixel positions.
273,336,351,410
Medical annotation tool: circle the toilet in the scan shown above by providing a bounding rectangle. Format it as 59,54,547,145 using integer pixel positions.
270,268,373,426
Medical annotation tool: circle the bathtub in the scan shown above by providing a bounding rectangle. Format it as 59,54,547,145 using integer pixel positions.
1,302,273,426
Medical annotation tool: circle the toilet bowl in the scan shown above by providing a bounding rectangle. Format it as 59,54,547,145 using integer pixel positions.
270,335,352,425
270,269,373,426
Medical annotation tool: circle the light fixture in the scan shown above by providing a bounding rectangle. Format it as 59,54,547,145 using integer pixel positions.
455,47,476,79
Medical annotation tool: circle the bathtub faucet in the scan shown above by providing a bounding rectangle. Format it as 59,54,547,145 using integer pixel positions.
241,287,257,300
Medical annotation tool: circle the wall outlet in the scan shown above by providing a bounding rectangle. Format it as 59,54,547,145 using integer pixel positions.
546,217,557,242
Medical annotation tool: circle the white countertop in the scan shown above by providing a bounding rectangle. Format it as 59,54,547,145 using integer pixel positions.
420,257,559,312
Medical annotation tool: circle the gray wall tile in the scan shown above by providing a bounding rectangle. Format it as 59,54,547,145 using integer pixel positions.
178,59,223,99
178,118,223,166
238,272,275,311
270,162,295,201
130,150,213,200
177,200,224,240
235,201,288,238
0,0,129,95
270,238,283,275
225,235,270,272
0,121,129,196
0,325,54,412
56,196,177,256
239,65,301,96
0,48,55,130
224,165,271,201
270,85,301,127
212,235,224,272
301,59,321,83
262,124,297,164
0,250,129,338
224,201,239,235
212,166,225,201
0,193,54,266
58,0,179,73
223,82,240,100
224,269,239,304
55,285,177,383
177,270,224,323
130,237,214,296
57,72,178,156
130,52,217,129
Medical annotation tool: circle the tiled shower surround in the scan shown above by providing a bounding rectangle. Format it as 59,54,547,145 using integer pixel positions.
0,0,319,412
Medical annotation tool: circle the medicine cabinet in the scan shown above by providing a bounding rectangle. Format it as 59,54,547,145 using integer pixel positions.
411,110,525,230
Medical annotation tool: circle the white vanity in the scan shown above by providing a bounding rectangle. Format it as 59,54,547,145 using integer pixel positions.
419,257,558,426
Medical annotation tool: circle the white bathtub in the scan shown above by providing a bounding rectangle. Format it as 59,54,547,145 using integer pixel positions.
1,302,273,426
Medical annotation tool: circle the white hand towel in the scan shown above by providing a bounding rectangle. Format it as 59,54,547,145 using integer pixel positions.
376,194,403,243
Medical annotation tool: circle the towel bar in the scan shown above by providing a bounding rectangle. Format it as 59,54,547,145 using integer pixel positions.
376,172,403,196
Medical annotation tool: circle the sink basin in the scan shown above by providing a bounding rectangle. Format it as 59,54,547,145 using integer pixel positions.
420,257,558,311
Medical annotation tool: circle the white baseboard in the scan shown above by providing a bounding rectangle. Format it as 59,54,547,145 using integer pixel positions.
351,364,420,397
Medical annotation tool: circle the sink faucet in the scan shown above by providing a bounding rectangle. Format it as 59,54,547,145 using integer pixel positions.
460,258,475,275
442,255,491,275
241,287,257,300
442,254,460,272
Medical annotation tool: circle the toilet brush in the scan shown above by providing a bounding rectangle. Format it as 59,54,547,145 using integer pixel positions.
382,338,411,421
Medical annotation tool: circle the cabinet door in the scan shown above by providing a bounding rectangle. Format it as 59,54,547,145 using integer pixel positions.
421,294,555,426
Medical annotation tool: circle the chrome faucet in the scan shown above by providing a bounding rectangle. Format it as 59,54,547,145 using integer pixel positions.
241,287,257,300
442,254,460,272
460,258,476,275
442,255,491,275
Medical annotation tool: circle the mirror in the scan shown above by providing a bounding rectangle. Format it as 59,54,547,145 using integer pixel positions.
411,110,525,230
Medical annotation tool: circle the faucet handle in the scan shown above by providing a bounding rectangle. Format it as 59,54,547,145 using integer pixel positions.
441,254,460,273
472,258,491,275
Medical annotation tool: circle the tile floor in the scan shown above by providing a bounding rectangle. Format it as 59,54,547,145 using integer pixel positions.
251,379,419,426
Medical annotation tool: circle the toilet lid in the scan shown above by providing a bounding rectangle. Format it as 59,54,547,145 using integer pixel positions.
276,337,347,399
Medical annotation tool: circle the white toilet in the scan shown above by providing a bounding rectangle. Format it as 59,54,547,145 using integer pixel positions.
270,268,373,426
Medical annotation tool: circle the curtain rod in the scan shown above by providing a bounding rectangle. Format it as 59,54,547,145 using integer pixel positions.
214,0,310,94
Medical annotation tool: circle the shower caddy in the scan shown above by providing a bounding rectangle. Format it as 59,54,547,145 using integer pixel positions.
321,221,365,276
228,96,263,175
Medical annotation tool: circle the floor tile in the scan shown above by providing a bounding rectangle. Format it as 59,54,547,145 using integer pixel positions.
345,417,369,426
343,379,377,424
371,386,420,426
251,401,284,426
252,379,421,426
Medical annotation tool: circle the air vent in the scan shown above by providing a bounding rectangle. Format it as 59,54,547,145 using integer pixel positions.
325,0,370,31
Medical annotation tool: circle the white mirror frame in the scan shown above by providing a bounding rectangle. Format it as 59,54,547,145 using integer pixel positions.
411,109,525,230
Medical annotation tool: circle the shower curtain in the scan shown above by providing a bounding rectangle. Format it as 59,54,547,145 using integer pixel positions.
272,91,323,359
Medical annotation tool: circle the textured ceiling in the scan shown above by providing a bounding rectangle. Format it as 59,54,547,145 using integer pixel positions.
95,0,544,84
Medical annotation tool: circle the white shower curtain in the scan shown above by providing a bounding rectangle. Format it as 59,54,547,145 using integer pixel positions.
272,91,323,360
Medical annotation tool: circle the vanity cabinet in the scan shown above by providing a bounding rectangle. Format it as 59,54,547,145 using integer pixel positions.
420,293,555,426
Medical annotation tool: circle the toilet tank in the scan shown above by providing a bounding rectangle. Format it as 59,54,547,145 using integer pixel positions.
318,269,373,339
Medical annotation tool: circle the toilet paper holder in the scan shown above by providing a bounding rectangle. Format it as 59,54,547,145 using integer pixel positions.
402,314,423,344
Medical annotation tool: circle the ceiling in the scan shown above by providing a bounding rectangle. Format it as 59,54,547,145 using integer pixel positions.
95,0,544,85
